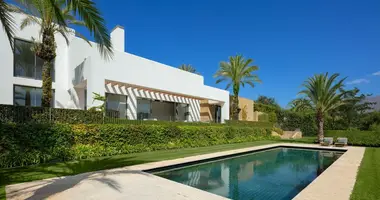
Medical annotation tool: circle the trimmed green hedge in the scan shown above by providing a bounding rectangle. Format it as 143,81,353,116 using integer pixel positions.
325,130,380,147
254,103,280,113
225,120,273,128
277,110,317,136
0,123,277,168
0,104,274,128
0,105,104,124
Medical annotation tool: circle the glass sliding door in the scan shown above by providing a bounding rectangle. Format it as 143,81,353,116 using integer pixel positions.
175,103,189,121
151,100,175,121
137,98,151,120
106,93,128,118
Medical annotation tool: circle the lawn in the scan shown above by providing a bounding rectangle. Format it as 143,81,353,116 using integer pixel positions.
0,140,279,200
350,148,380,200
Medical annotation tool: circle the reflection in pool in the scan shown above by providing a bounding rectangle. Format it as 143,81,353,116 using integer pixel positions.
155,148,343,200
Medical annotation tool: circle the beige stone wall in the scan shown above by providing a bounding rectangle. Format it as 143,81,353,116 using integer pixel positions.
200,100,214,122
229,96,257,121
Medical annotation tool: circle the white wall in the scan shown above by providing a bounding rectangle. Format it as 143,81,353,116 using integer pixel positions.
1,13,230,121
0,13,73,108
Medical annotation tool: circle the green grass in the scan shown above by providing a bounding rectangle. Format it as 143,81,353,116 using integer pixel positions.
0,140,278,200
350,148,380,200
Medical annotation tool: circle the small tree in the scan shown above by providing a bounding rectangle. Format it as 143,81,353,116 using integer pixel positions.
91,92,106,112
214,55,261,120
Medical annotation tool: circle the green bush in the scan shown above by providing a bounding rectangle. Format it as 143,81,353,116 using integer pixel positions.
359,112,380,130
369,123,380,132
258,113,269,122
0,123,74,168
0,105,104,124
325,130,380,147
254,103,280,113
268,112,277,123
277,110,317,136
0,123,277,168
224,120,274,128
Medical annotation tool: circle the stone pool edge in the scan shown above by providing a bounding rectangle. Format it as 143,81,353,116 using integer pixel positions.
6,143,365,200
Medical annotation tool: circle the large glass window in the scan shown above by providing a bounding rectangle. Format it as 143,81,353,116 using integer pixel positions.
14,39,55,81
13,85,54,107
175,103,189,121
137,99,151,120
106,93,128,118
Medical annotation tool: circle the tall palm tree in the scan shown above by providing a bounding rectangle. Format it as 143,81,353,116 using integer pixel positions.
214,55,261,120
178,64,198,74
298,73,347,141
14,0,113,107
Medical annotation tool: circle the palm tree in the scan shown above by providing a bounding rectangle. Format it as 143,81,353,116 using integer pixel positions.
178,64,198,74
0,0,69,49
288,98,313,112
298,73,347,141
14,0,113,107
214,55,261,120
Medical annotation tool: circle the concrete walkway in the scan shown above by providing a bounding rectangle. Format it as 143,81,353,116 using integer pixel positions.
6,143,365,200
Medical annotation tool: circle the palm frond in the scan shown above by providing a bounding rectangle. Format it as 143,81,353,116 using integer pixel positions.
68,0,113,60
214,54,261,95
178,64,198,74
0,0,16,49
20,15,41,30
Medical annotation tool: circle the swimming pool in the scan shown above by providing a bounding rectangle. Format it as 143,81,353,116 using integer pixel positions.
154,147,344,200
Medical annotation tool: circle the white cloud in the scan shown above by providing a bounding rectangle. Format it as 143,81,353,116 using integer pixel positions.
347,79,370,85
373,71,380,76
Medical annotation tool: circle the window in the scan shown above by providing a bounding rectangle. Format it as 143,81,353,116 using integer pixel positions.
137,98,151,120
14,39,55,81
106,93,128,118
14,85,55,107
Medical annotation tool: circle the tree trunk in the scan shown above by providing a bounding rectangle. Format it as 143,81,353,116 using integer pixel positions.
232,85,240,120
36,28,56,107
316,109,324,142
41,61,53,107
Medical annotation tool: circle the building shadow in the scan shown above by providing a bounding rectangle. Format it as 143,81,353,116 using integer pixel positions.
4,156,155,200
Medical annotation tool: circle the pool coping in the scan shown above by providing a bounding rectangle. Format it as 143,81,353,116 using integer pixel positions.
144,145,347,174
6,143,365,200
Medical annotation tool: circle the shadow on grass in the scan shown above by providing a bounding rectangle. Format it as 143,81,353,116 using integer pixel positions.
1,156,154,200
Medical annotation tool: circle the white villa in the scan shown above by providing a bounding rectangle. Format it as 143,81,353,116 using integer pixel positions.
0,13,230,122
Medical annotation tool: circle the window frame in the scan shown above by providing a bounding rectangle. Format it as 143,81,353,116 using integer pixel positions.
13,38,55,82
13,85,55,107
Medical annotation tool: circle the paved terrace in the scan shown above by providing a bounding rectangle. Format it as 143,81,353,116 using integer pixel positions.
6,143,365,200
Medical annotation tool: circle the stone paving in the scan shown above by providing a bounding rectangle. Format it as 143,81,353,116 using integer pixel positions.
6,143,365,200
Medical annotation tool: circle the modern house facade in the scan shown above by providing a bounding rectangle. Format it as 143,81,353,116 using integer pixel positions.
0,13,230,122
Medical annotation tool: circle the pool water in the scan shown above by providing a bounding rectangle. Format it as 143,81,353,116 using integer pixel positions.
155,148,343,200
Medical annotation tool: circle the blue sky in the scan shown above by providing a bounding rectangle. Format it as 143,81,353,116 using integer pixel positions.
90,0,380,107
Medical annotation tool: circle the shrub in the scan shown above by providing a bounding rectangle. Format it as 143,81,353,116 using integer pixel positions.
0,123,277,168
268,112,277,123
272,127,283,135
254,103,280,113
0,104,104,124
325,130,380,147
258,113,269,122
225,120,274,128
0,123,74,168
369,123,380,132
277,110,317,136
